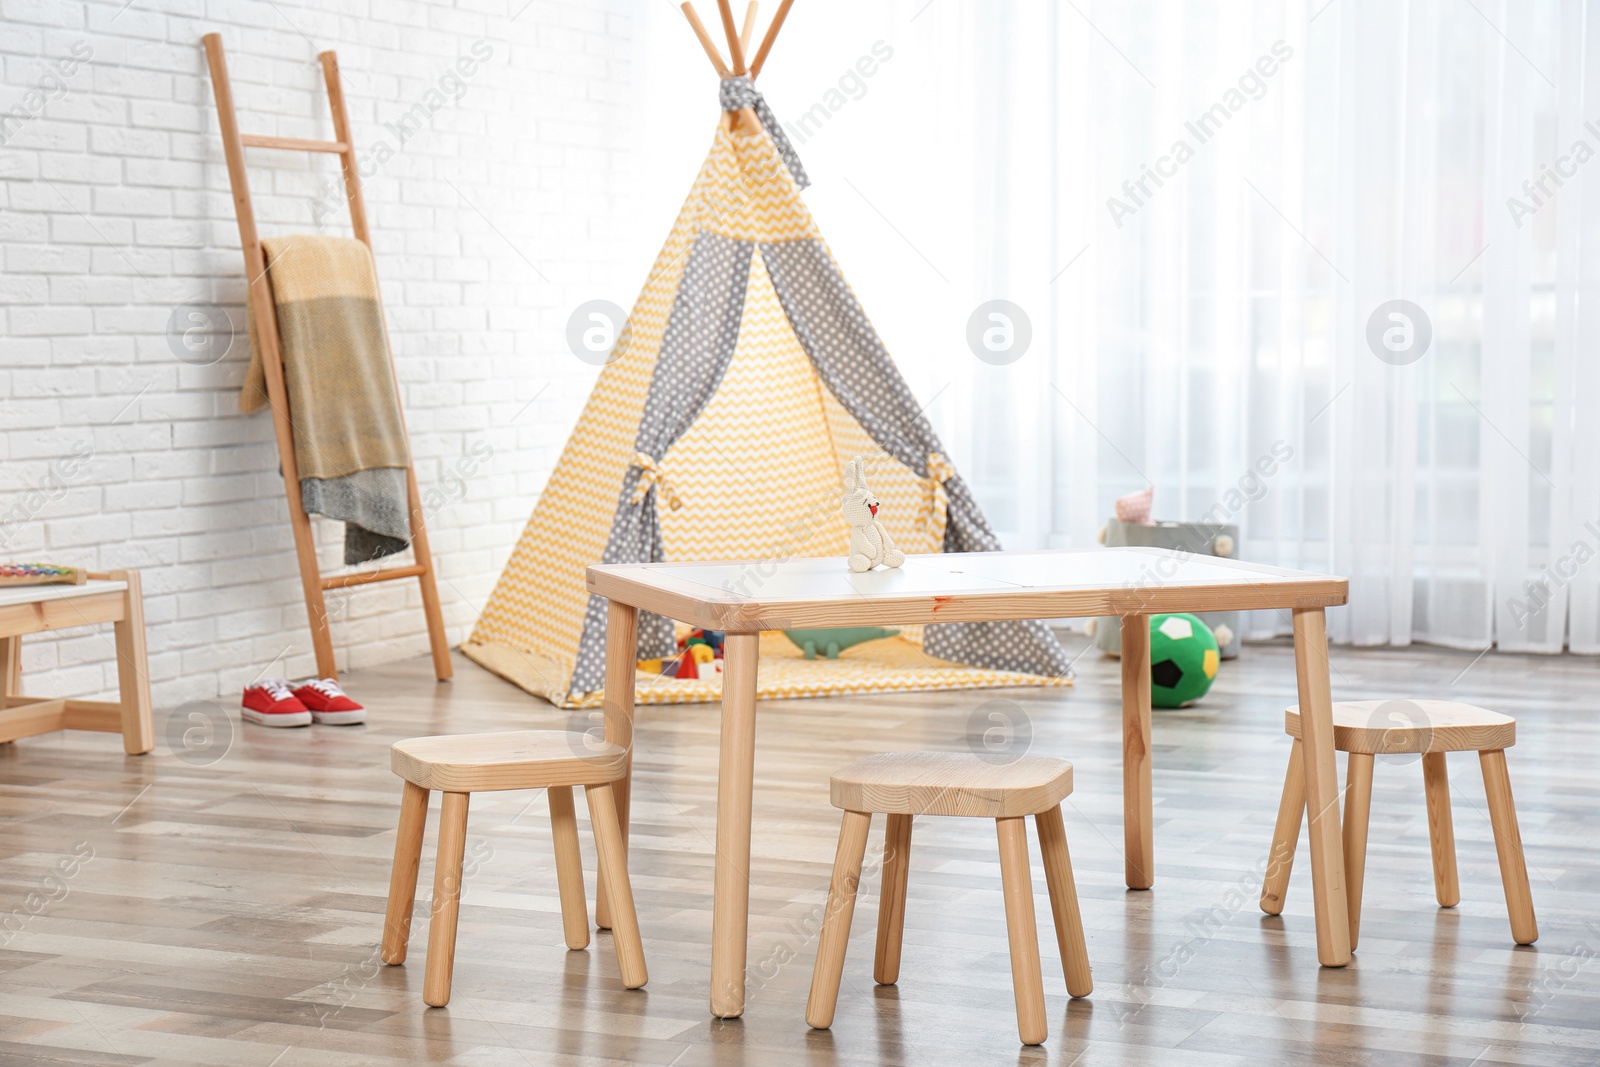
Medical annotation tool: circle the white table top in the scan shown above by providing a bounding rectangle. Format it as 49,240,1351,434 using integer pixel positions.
587,548,1346,631
0,578,125,609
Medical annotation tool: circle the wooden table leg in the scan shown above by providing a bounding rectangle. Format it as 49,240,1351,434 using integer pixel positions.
110,570,155,756
596,600,638,932
0,635,20,698
0,636,16,746
710,631,760,1018
0,633,17,748
1120,615,1154,889
1291,607,1352,967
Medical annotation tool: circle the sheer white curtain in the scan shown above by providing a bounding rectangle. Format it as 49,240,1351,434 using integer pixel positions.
628,1,1600,653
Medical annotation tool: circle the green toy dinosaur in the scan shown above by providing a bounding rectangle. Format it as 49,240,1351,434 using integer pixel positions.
783,627,900,660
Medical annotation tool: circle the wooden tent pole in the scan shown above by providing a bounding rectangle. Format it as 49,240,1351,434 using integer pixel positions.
318,50,453,682
716,0,746,75
680,3,731,75
748,0,794,79
739,2,759,55
203,33,338,680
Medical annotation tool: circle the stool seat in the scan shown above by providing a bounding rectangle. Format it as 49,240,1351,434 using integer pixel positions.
830,753,1073,818
1285,699,1515,754
391,730,627,792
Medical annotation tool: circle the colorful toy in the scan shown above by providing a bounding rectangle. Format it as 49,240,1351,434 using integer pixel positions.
637,628,729,680
841,457,904,572
1149,613,1220,708
784,627,900,660
682,628,725,654
0,563,86,586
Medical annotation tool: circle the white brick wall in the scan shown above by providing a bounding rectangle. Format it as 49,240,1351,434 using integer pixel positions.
0,0,641,717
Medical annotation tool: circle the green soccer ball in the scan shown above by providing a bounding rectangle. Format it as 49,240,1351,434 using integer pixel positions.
1149,613,1220,708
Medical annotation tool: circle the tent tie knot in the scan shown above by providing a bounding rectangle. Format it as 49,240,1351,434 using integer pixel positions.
631,452,683,510
718,75,811,190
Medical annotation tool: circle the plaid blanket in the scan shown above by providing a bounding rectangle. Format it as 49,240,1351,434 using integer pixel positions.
243,236,411,564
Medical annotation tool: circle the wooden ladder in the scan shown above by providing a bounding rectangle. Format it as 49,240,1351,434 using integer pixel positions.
202,34,452,682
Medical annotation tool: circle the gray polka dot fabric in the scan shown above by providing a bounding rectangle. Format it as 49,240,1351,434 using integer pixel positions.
570,231,753,697
719,76,810,190
760,237,1073,678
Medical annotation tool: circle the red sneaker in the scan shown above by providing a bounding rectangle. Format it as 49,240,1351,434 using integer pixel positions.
292,678,366,725
241,679,312,727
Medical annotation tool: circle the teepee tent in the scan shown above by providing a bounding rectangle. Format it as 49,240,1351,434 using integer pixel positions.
463,1,1072,708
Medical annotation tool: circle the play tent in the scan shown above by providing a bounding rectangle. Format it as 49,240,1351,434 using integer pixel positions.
463,15,1071,708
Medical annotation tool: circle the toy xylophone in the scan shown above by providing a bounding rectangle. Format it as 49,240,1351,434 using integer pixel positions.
0,563,87,586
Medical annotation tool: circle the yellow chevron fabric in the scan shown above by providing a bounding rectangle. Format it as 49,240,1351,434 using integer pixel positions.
464,122,1069,707
660,251,844,563
702,123,820,244
466,630,1068,710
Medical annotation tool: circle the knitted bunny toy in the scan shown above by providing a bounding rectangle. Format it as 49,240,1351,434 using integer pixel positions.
841,456,905,572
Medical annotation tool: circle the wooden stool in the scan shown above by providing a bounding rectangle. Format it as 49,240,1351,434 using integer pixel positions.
806,752,1092,1046
381,730,648,1006
1260,700,1537,947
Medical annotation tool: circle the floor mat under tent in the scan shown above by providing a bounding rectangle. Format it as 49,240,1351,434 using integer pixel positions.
461,632,1072,710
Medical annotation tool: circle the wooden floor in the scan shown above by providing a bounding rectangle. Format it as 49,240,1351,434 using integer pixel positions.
0,635,1596,1066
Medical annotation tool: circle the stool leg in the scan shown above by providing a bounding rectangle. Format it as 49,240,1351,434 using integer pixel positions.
996,816,1047,1046
586,782,648,988
381,781,430,965
423,791,470,1007
1479,749,1538,945
806,809,871,1030
548,786,590,951
1343,753,1374,951
1260,739,1304,915
874,813,912,985
1035,805,1092,998
1421,752,1460,907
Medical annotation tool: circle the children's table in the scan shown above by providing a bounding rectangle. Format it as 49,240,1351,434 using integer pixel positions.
587,548,1350,1018
0,570,154,755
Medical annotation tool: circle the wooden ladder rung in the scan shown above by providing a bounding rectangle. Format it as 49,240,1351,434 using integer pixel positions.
240,133,348,153
321,564,427,591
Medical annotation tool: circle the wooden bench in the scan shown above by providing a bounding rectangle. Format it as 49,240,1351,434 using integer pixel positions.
0,571,153,755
